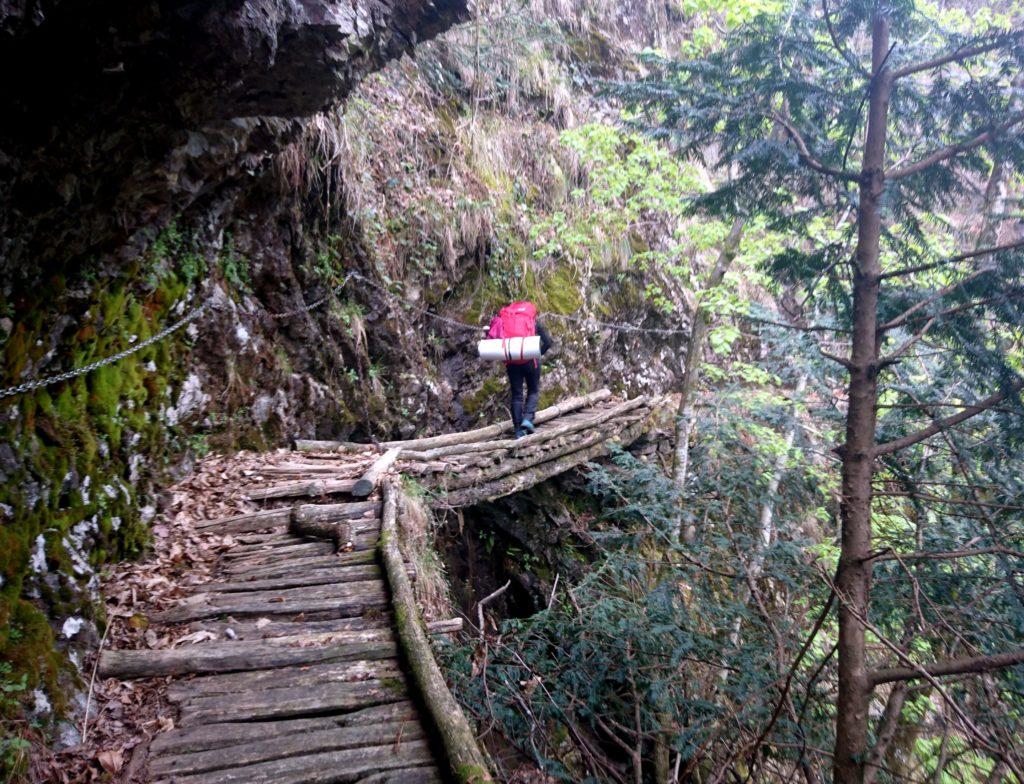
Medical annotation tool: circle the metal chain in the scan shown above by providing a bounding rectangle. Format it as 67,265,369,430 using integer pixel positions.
0,301,207,401
267,271,356,319
349,270,689,336
0,267,684,402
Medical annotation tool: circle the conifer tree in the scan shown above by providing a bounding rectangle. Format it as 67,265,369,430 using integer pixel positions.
616,1,1024,780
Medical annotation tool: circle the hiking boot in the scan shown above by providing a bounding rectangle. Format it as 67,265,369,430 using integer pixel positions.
514,428,526,439
520,419,536,434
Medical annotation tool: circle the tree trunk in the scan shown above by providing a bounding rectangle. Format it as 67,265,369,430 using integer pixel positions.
672,216,746,543
834,15,892,784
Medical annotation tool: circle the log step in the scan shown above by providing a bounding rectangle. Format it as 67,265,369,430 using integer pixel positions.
99,630,397,678
247,478,358,501
167,658,404,701
153,739,435,784
177,677,410,726
195,564,385,594
149,702,420,756
153,580,388,623
150,720,426,777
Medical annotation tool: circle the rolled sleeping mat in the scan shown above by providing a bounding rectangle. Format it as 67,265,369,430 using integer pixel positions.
478,336,542,362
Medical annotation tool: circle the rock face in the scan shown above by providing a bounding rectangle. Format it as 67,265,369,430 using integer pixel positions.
0,0,472,735
0,0,472,277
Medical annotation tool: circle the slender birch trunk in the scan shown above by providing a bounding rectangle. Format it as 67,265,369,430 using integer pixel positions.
672,217,746,543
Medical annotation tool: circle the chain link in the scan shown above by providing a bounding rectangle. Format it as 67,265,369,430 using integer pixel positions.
350,271,688,336
0,301,207,401
1,268,685,402
267,272,356,319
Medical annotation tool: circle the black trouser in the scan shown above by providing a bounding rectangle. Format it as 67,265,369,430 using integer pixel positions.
507,361,540,430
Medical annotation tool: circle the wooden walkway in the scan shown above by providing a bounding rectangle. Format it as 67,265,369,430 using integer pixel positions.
98,391,665,783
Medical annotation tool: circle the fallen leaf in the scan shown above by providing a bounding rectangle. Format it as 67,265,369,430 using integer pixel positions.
97,748,124,773
173,630,216,647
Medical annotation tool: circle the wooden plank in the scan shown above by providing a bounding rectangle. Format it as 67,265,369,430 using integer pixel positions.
437,418,649,508
98,633,397,678
293,501,381,522
178,677,409,725
150,721,426,777
353,769,441,784
234,531,305,545
185,614,392,641
402,396,648,461
195,508,291,534
294,389,612,453
222,542,333,561
260,462,368,476
153,581,388,623
352,447,402,497
167,658,404,701
247,478,357,501
444,410,648,491
222,552,359,576
197,564,384,594
222,550,376,580
149,702,419,756
154,739,435,784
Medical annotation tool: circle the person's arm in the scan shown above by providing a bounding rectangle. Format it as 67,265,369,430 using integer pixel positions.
536,320,554,355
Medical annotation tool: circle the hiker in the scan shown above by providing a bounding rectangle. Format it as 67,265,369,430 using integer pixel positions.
487,301,553,438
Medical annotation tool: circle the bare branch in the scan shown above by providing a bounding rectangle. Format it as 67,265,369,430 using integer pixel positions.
880,238,1024,280
822,0,868,74
820,348,855,369
886,112,1024,181
771,111,860,182
878,316,936,368
873,378,1024,456
891,35,1024,80
880,269,990,331
868,546,1024,563
869,649,1024,686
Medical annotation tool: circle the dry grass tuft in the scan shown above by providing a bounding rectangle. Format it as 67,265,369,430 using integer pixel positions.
399,480,456,623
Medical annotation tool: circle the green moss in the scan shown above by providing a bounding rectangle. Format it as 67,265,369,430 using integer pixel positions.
0,246,197,733
533,265,583,315
460,375,505,419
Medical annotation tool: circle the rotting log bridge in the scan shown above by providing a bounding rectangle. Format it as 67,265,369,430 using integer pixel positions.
99,390,667,783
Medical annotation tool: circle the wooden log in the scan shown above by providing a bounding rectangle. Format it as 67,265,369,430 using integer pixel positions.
437,419,648,508
380,480,493,784
404,396,649,462
353,447,402,497
294,501,381,522
233,531,304,545
295,389,612,453
444,410,649,491
150,721,426,777
222,550,376,580
184,614,392,642
197,564,384,594
260,462,368,476
178,677,408,725
426,617,463,635
153,581,387,623
289,500,380,546
153,739,435,784
149,702,419,755
167,658,403,701
350,768,441,784
98,629,398,678
195,508,291,534
222,542,332,561
247,478,357,501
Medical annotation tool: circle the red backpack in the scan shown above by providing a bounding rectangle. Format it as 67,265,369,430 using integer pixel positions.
488,301,537,365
